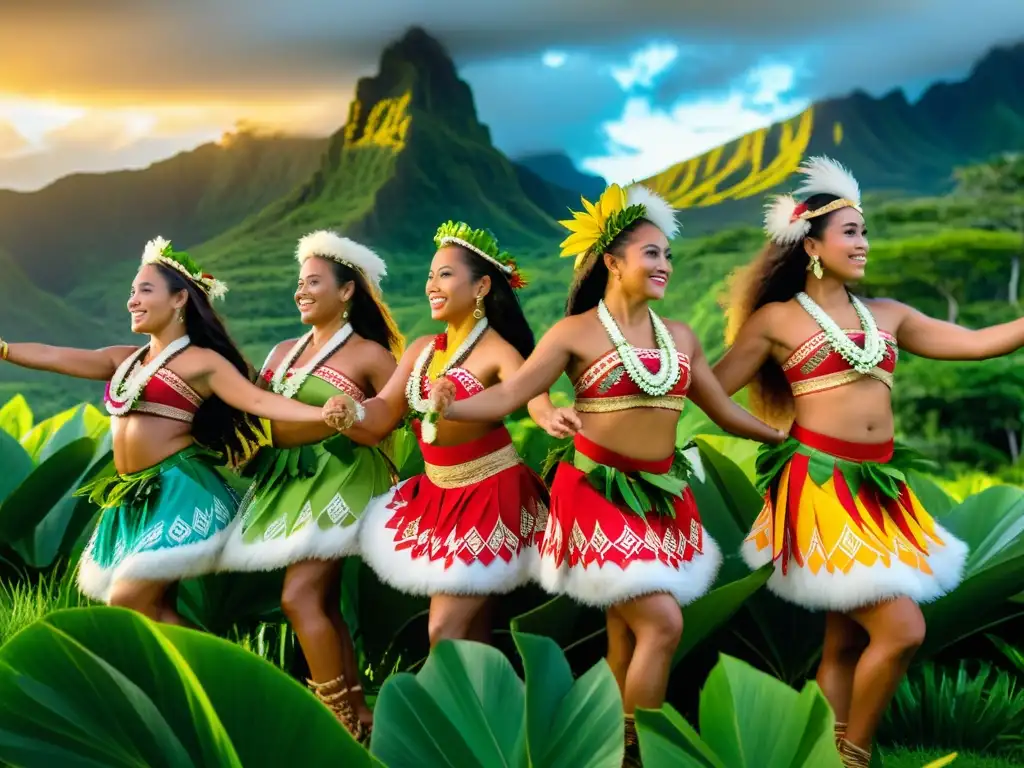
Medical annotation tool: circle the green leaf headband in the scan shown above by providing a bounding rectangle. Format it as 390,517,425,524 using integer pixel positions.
140,236,228,300
434,221,528,290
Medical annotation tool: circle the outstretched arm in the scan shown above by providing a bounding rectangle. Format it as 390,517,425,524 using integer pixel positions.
494,336,581,438
1,341,137,381
890,300,1024,360
687,332,786,445
203,351,327,423
710,307,776,396
442,322,575,423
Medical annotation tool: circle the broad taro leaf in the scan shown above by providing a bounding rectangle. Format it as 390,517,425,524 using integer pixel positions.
0,395,32,442
0,437,96,546
0,429,33,511
370,638,527,767
921,485,1024,654
514,631,623,767
0,606,377,767
635,654,842,768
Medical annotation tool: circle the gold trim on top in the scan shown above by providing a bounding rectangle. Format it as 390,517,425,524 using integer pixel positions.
574,394,687,413
132,401,195,423
425,443,522,489
791,367,894,397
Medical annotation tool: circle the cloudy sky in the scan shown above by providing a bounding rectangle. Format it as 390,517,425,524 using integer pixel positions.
1,0,1021,191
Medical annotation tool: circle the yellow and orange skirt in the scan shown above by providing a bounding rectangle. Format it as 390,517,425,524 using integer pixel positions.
742,424,968,612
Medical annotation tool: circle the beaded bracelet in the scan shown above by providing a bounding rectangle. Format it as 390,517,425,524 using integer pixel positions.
0,340,8,361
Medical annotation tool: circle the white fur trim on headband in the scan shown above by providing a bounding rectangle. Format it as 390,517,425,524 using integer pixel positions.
793,156,861,204
296,230,388,289
763,193,811,246
626,185,679,240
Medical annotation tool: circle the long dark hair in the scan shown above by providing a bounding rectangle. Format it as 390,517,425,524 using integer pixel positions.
458,248,535,360
155,264,264,463
565,219,647,316
724,192,844,426
325,259,405,359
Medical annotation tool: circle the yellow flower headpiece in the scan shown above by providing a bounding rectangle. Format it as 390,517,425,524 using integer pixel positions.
558,183,679,269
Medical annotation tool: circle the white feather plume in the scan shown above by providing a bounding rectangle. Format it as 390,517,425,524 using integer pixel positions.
626,185,679,240
141,235,171,263
793,156,861,204
763,194,811,245
296,230,388,289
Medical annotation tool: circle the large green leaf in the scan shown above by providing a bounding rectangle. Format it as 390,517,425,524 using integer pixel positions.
514,632,623,767
509,595,603,651
920,485,1024,654
0,607,376,767
0,436,96,545
635,655,842,768
0,395,32,441
370,639,526,767
673,566,772,663
19,404,81,462
0,428,33,508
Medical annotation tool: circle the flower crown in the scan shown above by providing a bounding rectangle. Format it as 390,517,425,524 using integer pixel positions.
141,236,228,300
559,183,679,269
296,230,387,290
763,156,863,246
434,221,527,290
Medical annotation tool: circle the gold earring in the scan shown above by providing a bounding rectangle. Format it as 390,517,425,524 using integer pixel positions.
472,295,484,320
178,309,185,323
808,254,824,280
342,307,349,321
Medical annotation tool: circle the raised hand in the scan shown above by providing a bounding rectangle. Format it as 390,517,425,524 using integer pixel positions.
322,394,362,431
428,378,457,418
538,406,582,439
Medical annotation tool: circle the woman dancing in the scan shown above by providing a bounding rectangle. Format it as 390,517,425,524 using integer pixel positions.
420,185,785,761
0,237,337,624
324,221,571,647
217,231,402,740
712,156,989,767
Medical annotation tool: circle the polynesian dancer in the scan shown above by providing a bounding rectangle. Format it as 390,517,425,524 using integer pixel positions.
216,231,403,740
322,222,574,647
708,156,1015,767
0,237,340,624
426,185,785,764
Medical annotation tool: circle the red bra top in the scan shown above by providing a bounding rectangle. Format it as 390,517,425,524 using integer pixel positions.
105,368,203,423
573,348,691,413
782,330,899,397
261,365,367,402
418,367,486,402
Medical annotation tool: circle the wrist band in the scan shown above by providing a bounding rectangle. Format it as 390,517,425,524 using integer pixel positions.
0,340,8,361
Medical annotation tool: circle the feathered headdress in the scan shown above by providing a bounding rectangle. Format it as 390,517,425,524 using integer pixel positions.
434,221,528,290
559,183,679,269
763,156,863,246
296,230,388,290
141,236,228,300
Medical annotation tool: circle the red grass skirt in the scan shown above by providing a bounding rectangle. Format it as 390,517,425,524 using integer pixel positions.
358,426,548,596
742,424,968,611
538,434,721,608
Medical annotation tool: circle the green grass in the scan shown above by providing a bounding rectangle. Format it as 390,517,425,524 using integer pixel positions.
0,566,90,647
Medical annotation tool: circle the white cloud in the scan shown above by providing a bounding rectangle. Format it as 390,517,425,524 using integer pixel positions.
542,51,568,68
582,62,809,184
610,43,680,90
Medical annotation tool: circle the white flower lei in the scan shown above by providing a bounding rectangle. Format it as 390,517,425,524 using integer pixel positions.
405,317,489,443
795,292,886,374
106,335,192,416
597,301,681,396
270,323,354,399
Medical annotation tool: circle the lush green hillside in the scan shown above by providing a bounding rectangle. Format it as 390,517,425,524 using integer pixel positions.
0,131,328,294
642,42,1024,235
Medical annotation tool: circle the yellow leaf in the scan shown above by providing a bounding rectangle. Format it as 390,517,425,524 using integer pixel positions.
922,754,958,768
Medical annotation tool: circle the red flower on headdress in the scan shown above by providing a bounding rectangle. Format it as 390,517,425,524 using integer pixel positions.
509,271,528,290
789,203,808,222
434,334,447,351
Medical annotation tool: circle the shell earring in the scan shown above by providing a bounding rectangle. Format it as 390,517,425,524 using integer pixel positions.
177,309,185,323
808,254,824,280
342,307,349,321
473,295,484,320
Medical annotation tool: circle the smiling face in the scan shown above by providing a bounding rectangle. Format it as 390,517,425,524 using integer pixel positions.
425,246,489,323
127,264,187,334
805,207,869,282
605,220,672,301
295,256,353,326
